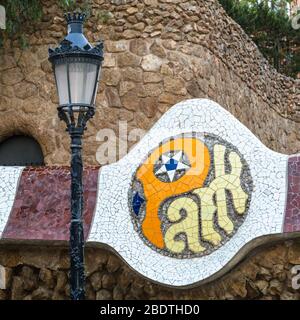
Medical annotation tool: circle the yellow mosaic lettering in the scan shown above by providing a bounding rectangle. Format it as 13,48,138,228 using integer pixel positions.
164,197,206,254
164,144,249,252
193,187,222,245
213,144,235,233
194,144,248,244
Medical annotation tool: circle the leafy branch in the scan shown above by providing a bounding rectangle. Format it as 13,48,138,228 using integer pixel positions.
218,0,300,78
0,0,102,48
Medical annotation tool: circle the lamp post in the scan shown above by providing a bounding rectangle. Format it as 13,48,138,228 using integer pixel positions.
48,12,104,300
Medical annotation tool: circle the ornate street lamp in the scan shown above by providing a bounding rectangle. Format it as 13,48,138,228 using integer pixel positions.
48,12,104,300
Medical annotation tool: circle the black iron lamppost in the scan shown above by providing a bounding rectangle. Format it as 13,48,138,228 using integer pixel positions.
48,12,104,300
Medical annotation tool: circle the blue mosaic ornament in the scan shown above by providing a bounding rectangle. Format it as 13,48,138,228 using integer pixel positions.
132,192,145,216
165,158,178,171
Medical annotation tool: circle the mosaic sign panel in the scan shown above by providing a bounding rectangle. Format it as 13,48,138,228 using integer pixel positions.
0,99,299,287
129,133,253,258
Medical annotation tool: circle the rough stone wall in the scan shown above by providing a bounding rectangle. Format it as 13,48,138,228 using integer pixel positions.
0,0,300,299
0,0,299,165
0,240,300,300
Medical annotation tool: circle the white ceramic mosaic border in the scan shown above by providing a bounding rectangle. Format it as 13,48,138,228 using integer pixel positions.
0,166,24,237
88,98,288,287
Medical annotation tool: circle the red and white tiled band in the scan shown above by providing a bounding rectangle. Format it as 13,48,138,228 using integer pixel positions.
284,155,300,233
0,166,99,241
0,155,300,242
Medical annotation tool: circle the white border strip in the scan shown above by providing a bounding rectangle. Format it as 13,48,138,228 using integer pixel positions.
0,166,24,238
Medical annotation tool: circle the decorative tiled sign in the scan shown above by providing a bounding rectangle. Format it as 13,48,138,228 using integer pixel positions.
0,99,299,287
129,133,253,259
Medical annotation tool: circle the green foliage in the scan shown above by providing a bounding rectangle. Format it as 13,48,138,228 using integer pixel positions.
0,0,94,48
59,0,77,9
59,0,93,18
218,0,300,78
1,0,43,48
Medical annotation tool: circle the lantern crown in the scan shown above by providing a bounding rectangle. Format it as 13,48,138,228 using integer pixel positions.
64,12,86,25
48,12,104,63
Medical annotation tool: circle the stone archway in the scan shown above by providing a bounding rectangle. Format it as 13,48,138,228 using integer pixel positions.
0,135,44,166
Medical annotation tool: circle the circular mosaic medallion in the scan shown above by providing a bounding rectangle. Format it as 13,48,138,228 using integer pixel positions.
129,133,253,259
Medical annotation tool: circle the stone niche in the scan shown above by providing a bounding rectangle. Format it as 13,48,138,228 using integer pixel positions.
0,0,299,300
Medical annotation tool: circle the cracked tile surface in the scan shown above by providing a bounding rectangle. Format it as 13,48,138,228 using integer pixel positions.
284,156,300,233
89,99,288,286
0,98,297,287
0,166,24,237
2,167,98,241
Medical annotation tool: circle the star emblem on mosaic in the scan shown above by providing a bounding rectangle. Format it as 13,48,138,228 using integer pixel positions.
155,151,190,182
